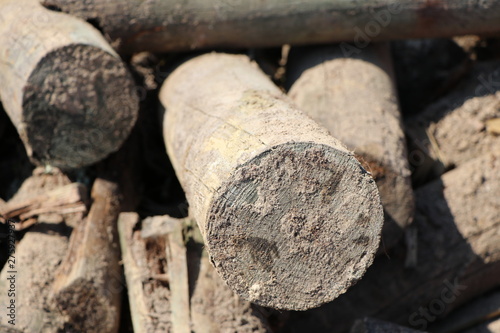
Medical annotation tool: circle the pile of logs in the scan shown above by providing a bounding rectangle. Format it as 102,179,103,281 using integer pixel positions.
0,0,499,332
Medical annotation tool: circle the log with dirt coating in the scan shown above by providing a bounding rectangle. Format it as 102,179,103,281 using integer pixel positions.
159,53,384,311
287,43,414,252
406,60,500,183
0,0,138,169
283,151,500,332
39,0,500,54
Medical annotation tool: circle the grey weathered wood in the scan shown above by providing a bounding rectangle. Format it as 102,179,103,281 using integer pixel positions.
0,0,138,169
287,43,414,252
40,0,500,54
160,52,384,310
283,151,500,332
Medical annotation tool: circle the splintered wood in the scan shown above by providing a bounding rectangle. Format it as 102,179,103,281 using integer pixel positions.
118,213,271,333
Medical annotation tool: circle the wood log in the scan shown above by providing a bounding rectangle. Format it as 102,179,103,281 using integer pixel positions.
39,0,500,54
160,53,384,310
50,178,122,333
350,317,427,333
429,289,500,333
0,169,80,331
0,0,138,169
406,61,500,184
282,151,500,332
287,43,414,252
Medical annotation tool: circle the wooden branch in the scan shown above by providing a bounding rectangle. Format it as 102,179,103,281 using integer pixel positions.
50,178,122,333
406,60,500,183
160,53,383,310
287,42,414,252
0,0,138,169
284,151,500,332
40,0,500,54
350,318,427,333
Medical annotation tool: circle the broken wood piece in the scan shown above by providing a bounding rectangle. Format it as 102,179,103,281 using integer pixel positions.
0,170,77,331
283,151,500,332
50,178,122,333
118,212,163,333
0,182,88,224
0,0,138,169
118,212,271,333
406,61,500,183
160,52,384,310
351,317,427,333
287,42,414,252
40,0,500,54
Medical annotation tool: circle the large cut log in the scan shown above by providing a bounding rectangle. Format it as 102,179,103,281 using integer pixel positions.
40,0,500,54
160,53,384,310
282,151,500,332
0,0,138,169
406,61,500,184
287,43,414,252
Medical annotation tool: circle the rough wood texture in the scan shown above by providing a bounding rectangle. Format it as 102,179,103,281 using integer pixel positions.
287,43,414,252
406,61,500,183
50,178,122,333
160,53,384,310
0,169,77,331
282,151,500,332
350,318,427,333
0,0,138,169
40,0,500,54
119,213,270,333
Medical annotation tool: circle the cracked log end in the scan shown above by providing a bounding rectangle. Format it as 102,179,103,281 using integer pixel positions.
207,142,383,311
22,44,138,169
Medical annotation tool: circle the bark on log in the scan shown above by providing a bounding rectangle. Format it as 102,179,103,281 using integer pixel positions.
0,0,138,169
50,178,122,333
160,53,384,310
39,0,500,54
406,61,500,184
282,151,500,332
287,43,414,252
350,318,427,333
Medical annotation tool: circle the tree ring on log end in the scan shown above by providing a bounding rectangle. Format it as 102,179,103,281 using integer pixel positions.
22,44,138,169
206,142,384,310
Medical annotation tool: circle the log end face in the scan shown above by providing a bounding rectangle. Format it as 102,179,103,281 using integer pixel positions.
206,142,384,310
22,44,138,169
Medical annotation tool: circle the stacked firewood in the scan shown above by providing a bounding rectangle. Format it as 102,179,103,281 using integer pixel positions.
0,0,499,332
